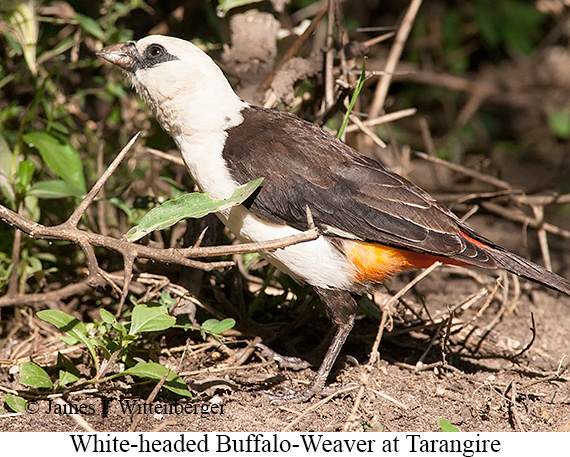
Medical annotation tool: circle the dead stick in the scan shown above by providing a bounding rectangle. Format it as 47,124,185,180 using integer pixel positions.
368,0,423,117
414,150,513,190
66,132,140,228
178,227,320,258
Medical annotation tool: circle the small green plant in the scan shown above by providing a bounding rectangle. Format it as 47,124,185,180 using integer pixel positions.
4,292,236,411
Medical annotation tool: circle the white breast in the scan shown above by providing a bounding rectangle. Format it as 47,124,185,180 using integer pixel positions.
218,205,355,290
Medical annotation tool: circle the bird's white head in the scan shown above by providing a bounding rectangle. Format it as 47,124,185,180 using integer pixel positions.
97,35,246,141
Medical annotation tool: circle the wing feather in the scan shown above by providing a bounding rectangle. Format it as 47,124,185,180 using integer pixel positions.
222,107,494,267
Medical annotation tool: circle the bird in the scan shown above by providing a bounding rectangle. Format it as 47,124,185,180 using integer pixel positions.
97,35,570,403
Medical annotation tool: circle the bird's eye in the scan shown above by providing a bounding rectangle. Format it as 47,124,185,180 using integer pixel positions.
147,44,163,58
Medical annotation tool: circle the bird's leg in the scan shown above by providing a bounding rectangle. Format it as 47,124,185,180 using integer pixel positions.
269,287,358,404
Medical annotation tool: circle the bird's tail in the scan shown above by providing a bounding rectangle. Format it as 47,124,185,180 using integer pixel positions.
486,246,570,296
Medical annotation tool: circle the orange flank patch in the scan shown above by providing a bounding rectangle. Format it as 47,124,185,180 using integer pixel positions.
344,240,470,284
459,231,490,249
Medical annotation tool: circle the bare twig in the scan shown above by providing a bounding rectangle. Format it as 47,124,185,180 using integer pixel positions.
0,204,232,271
512,313,536,359
342,383,366,431
480,201,570,239
531,205,552,271
129,367,171,432
281,384,359,432
145,147,185,167
413,150,514,190
368,0,423,117
53,397,96,432
347,114,387,148
362,32,395,48
178,227,320,258
344,108,417,134
324,0,336,109
505,382,525,432
7,201,24,297
67,133,140,228
512,193,570,206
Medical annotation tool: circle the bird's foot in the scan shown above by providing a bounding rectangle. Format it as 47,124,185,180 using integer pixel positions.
254,343,311,371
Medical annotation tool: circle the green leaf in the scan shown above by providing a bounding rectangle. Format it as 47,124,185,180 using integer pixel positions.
23,131,86,193
109,197,137,223
547,108,570,140
128,304,176,336
19,361,53,389
15,160,34,193
4,393,27,413
0,133,15,203
124,362,192,397
57,353,81,387
28,179,85,199
60,335,80,345
99,308,116,325
201,318,236,335
73,13,105,40
439,418,460,432
126,178,263,242
37,310,98,367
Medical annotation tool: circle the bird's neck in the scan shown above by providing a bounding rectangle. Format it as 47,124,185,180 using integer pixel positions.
134,75,248,199
169,96,248,200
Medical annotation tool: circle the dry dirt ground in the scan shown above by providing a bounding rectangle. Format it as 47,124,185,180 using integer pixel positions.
1,276,570,432
2,1,570,433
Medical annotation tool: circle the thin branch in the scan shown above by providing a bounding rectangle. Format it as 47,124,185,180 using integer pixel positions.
480,201,570,239
145,147,185,167
53,397,96,432
281,384,359,432
413,150,514,190
347,114,387,148
117,250,135,316
511,313,536,359
7,201,24,297
512,193,570,206
362,32,395,48
324,0,336,110
66,132,140,228
0,281,94,308
178,227,320,258
0,203,231,271
531,205,552,271
344,108,417,134
368,0,423,117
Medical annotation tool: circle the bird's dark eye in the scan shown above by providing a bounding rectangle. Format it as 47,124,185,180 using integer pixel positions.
147,44,164,58
137,42,177,69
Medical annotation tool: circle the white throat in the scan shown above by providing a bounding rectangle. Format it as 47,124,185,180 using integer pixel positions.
130,52,249,199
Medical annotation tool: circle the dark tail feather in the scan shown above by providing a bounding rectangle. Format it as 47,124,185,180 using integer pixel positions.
487,247,570,296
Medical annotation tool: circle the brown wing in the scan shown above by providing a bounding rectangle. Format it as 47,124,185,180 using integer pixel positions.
223,107,494,265
222,107,570,294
